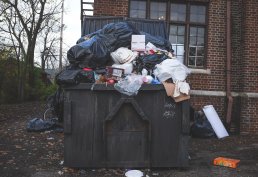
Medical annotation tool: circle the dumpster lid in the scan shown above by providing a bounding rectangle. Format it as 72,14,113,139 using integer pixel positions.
81,16,168,39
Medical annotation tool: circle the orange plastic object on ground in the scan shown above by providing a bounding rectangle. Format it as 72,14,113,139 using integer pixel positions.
213,157,240,168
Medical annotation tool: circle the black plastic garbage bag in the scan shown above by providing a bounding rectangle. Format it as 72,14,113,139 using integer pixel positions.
190,111,215,138
135,53,168,75
140,31,173,52
56,69,82,86
27,118,63,132
67,22,140,69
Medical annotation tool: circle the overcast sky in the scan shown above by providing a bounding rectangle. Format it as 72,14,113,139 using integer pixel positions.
63,0,81,50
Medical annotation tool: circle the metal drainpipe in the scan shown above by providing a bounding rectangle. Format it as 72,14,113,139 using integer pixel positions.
226,0,233,129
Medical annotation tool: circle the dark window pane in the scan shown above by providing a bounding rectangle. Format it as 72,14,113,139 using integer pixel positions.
189,47,196,56
150,11,158,19
170,3,186,22
190,5,206,23
178,26,185,35
130,0,146,18
196,57,204,67
139,1,146,10
197,47,204,56
198,28,205,36
170,25,177,35
178,36,184,44
130,10,137,18
130,1,137,8
197,37,204,45
150,1,166,20
189,57,195,66
190,27,197,36
169,35,177,43
138,11,146,18
190,36,196,45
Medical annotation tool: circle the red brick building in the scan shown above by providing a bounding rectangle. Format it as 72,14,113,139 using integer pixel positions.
81,0,258,134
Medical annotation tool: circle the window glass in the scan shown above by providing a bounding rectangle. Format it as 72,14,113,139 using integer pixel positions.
150,1,166,20
130,1,146,18
169,25,185,63
128,0,207,68
170,4,186,22
188,27,205,67
190,5,206,23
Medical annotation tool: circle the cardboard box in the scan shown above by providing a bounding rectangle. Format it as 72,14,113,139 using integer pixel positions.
162,82,190,102
131,35,145,51
213,157,240,168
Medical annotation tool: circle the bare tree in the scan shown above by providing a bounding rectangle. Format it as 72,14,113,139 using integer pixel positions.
39,17,60,71
0,0,63,101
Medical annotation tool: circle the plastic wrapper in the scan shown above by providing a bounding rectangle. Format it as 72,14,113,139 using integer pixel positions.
114,74,144,96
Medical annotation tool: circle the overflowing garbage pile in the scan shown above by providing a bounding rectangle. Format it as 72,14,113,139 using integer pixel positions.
56,21,191,101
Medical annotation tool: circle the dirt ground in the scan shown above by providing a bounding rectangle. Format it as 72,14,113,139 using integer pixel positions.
0,101,258,177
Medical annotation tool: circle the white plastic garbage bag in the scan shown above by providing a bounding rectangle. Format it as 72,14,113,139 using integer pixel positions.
154,59,190,82
110,47,138,64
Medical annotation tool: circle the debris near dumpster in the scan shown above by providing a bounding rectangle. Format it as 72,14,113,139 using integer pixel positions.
190,110,215,138
213,157,240,168
26,117,63,132
203,105,229,139
125,170,144,177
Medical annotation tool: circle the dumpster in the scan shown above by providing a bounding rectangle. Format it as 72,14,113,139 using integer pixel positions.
63,83,189,168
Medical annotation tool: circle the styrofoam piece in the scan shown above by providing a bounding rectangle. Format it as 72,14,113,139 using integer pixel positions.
125,170,143,177
202,105,229,139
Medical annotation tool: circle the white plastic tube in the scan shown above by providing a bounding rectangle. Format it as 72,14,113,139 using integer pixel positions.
203,105,229,139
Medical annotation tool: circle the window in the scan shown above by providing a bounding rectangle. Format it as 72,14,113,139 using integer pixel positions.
189,27,205,67
129,0,208,68
82,0,94,16
150,1,166,20
169,25,185,63
130,0,146,19
170,3,207,68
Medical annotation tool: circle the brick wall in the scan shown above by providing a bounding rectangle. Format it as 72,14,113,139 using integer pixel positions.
239,97,258,134
239,0,258,134
231,0,242,92
189,0,227,92
189,0,227,124
190,96,226,120
94,0,128,17
240,0,258,93
91,0,258,134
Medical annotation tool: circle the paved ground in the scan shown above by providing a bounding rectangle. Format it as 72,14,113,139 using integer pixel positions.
0,102,258,177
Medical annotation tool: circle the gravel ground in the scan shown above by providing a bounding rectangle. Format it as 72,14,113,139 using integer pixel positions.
0,102,258,177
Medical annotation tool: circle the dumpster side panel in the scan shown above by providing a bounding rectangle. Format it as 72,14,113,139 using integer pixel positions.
136,90,183,167
64,91,95,167
64,84,189,168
